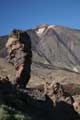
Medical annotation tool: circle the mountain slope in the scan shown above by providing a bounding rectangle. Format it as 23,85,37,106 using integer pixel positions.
1,25,80,73
27,25,80,72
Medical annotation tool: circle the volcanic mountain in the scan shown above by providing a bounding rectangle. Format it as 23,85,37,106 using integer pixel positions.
0,24,80,119
1,24,80,73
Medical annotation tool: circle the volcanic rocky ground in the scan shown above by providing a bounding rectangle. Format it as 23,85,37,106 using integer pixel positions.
0,24,80,119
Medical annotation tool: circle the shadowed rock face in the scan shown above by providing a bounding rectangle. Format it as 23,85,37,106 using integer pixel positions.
5,29,32,88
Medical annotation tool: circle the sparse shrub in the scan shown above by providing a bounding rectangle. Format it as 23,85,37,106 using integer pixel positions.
0,104,32,120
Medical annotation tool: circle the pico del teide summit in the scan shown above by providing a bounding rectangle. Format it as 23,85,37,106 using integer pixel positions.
26,24,80,73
